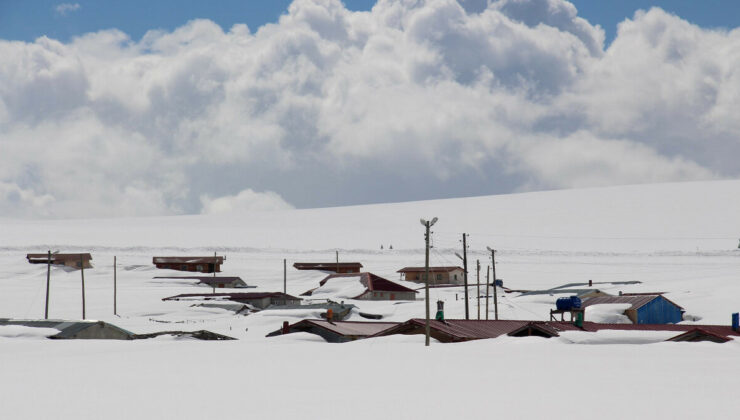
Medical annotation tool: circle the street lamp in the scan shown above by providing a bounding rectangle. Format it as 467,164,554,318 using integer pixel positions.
420,217,437,347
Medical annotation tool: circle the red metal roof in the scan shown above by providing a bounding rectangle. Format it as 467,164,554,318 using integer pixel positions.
318,273,417,294
371,319,740,342
397,266,463,273
293,262,363,270
297,320,398,336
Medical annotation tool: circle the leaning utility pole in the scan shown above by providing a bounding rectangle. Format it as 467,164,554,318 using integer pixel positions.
462,233,469,320
487,247,499,320
44,250,51,319
80,254,86,320
476,259,481,320
421,217,438,347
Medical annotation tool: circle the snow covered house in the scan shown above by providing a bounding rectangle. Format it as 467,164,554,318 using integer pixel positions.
153,256,223,273
397,266,464,285
581,295,684,324
266,319,399,343
301,272,418,301
26,253,93,269
293,262,363,273
153,276,249,288
162,292,302,309
0,319,134,340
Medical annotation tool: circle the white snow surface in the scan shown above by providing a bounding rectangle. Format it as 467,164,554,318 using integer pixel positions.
1,180,740,419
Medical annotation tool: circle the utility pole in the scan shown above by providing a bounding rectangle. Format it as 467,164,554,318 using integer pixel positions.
462,233,469,320
113,256,117,316
283,258,287,294
44,250,51,319
80,254,86,320
421,217,438,347
485,265,490,320
336,250,339,273
212,252,217,294
476,259,481,320
487,247,498,320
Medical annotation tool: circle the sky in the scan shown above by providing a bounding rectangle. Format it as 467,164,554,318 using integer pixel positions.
1,0,739,218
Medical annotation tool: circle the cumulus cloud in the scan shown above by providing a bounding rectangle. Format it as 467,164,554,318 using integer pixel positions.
55,3,81,16
200,189,294,214
1,0,738,218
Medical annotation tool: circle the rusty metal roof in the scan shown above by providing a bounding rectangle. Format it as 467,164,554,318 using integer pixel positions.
163,292,301,301
293,262,363,270
153,256,224,264
267,319,399,339
397,266,463,273
371,319,739,342
319,272,417,294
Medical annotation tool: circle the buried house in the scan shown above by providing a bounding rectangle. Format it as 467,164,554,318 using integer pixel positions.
581,294,685,324
301,272,418,301
27,253,93,269
267,319,399,343
163,292,302,309
293,262,363,273
0,318,134,340
397,266,464,285
153,256,224,273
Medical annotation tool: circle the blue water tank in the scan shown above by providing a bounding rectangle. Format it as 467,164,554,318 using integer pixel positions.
556,296,582,310
494,279,503,287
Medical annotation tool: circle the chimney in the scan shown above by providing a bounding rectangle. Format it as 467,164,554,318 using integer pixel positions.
435,300,445,321
281,321,290,334
588,279,592,287
732,313,739,332
619,291,623,296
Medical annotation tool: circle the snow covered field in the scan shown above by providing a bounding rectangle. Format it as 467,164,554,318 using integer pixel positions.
2,180,740,419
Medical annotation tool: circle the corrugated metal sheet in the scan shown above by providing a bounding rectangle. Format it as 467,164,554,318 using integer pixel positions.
318,273,417,294
293,262,363,270
582,295,664,310
153,256,224,264
162,292,301,301
27,253,92,263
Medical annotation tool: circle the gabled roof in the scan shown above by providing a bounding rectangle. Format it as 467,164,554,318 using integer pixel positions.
397,266,462,273
319,272,417,294
266,319,398,340
370,319,740,343
666,328,732,343
582,294,684,310
153,256,224,264
0,318,133,339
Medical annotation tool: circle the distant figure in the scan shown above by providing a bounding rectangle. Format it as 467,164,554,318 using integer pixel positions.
389,244,393,250
380,245,384,250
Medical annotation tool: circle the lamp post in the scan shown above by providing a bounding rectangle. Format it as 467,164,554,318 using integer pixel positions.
420,217,438,347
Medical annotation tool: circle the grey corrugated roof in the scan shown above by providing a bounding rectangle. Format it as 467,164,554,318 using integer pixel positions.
0,318,134,339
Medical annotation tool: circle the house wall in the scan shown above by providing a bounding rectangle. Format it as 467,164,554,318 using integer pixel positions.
403,269,464,285
62,260,93,269
359,291,417,301
155,263,221,273
636,296,683,324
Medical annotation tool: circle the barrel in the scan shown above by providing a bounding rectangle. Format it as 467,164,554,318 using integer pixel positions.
570,296,582,309
556,297,573,311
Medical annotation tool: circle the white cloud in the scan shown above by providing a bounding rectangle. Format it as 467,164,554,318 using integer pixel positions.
1,0,738,218
200,189,294,214
55,3,81,16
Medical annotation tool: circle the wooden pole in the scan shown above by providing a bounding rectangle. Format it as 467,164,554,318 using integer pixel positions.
80,254,86,320
462,233,469,320
44,250,51,319
113,256,117,316
424,221,431,347
336,250,339,273
213,251,217,294
491,249,499,320
283,258,287,294
485,265,490,320
476,259,481,320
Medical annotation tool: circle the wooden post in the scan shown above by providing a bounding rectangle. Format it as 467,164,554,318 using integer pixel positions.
424,221,431,347
335,250,339,273
491,249,498,320
476,259,481,320
80,254,86,320
283,258,287,294
114,256,117,316
44,250,51,319
485,265,490,320
462,233,469,320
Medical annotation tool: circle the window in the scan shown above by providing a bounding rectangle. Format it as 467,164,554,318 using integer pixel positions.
454,274,458,280
181,265,187,271
196,265,203,271
436,274,442,281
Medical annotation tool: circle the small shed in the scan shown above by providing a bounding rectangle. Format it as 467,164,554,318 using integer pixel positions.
162,292,302,309
266,319,399,343
0,318,133,340
26,253,93,269
293,262,363,273
302,272,418,301
397,266,464,285
153,256,223,273
581,295,684,324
